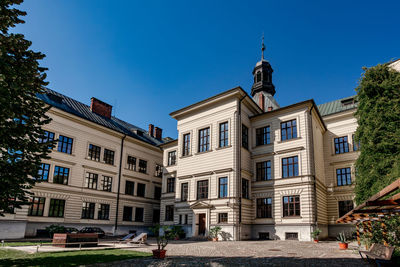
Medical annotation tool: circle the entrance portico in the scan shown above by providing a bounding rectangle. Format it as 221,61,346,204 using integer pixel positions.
190,201,214,237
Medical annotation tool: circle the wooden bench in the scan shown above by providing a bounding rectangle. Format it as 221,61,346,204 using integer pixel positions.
359,243,395,267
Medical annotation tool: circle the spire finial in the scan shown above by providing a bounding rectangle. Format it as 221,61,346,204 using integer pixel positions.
261,33,265,60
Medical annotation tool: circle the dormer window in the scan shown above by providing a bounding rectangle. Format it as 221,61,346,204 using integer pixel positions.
341,98,357,107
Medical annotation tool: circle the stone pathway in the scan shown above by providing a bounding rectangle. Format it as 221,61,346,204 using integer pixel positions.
92,240,370,267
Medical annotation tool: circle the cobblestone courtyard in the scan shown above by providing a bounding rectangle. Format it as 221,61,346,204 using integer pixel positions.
94,240,369,267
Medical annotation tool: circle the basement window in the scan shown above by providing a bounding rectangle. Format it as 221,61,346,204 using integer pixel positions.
285,232,298,240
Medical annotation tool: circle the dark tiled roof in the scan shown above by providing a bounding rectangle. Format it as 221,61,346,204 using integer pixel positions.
317,95,358,116
38,88,164,147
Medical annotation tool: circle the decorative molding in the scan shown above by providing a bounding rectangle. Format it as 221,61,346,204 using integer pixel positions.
277,188,303,196
214,168,233,174
82,165,118,175
50,157,76,166
333,195,355,201
252,192,274,198
122,173,150,183
275,146,305,155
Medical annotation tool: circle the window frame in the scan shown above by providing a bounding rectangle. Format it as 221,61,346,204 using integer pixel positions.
336,167,352,186
37,163,50,181
103,149,115,165
198,127,210,153
182,133,191,156
137,183,146,197
101,176,112,192
167,178,175,193
48,199,65,217
165,205,174,221
280,119,297,141
256,161,272,181
242,124,249,149
197,180,209,200
181,182,188,201
242,178,249,199
154,186,161,200
138,159,147,173
57,135,73,154
283,195,300,217
256,198,272,218
85,172,98,189
167,151,176,166
127,156,136,171
155,164,163,178
123,206,133,221
219,121,229,148
88,144,101,161
334,136,350,154
39,130,55,149
135,207,144,222
98,203,110,220
125,180,135,196
256,126,271,146
218,177,228,198
53,166,69,185
282,156,299,178
28,197,45,216
81,202,95,219
218,213,228,223
338,200,354,217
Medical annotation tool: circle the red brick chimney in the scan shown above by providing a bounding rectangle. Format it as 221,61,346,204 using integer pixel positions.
154,127,162,140
258,94,265,112
148,124,154,137
90,97,112,119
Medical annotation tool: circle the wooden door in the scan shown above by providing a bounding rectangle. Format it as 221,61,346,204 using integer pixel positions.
198,213,206,235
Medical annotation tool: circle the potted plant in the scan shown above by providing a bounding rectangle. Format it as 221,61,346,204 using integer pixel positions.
209,226,222,242
311,228,321,243
337,232,349,250
149,224,176,259
171,225,185,240
360,234,372,250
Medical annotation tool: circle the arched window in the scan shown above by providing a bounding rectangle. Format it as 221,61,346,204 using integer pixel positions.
256,71,261,82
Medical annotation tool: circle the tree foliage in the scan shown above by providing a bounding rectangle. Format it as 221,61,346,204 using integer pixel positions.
0,0,53,215
354,63,400,204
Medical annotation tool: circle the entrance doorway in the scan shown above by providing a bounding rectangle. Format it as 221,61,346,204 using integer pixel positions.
198,213,206,235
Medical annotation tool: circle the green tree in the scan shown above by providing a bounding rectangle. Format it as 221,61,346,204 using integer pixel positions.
0,0,53,215
354,63,400,204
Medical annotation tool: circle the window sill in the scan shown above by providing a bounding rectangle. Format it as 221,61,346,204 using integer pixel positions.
282,216,302,219
195,150,213,155
180,154,192,159
278,137,301,144
167,164,177,167
216,145,232,150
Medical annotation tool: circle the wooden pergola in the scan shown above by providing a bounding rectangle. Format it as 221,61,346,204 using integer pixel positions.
336,179,400,246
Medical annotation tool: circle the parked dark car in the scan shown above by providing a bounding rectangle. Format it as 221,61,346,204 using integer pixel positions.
79,227,105,238
65,227,79,233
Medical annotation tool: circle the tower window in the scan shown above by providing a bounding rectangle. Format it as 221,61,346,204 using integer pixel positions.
256,71,261,82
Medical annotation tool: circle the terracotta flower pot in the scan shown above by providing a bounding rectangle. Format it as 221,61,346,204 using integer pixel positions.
313,239,319,243
152,249,167,259
338,243,348,250
212,237,218,242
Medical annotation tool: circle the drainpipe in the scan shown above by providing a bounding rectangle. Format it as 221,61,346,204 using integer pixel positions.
114,134,126,234
309,105,318,229
237,94,246,240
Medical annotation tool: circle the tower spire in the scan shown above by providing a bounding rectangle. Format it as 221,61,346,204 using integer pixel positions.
261,34,265,60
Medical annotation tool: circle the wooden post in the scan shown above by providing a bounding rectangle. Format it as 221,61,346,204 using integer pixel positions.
356,223,361,246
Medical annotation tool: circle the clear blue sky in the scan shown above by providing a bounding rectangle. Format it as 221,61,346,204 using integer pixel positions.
16,0,400,139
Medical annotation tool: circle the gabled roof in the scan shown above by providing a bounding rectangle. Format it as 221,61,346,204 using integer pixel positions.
317,95,357,116
38,88,164,147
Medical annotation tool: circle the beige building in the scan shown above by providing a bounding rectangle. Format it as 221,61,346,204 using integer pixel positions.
0,89,166,239
159,50,365,241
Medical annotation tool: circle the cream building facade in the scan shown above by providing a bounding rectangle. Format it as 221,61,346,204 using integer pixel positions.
159,51,368,241
0,89,166,239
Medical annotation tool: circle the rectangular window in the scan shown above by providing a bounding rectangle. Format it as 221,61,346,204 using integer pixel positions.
336,167,352,186
81,202,95,219
257,198,272,218
53,166,69,185
334,136,349,154
181,183,188,201
179,214,182,224
183,133,191,156
104,149,115,165
282,156,299,178
85,172,98,189
339,200,354,217
123,206,133,221
154,186,161,200
256,161,272,181
281,119,297,141
135,207,144,222
48,199,65,217
37,163,50,181
185,214,188,224
125,181,135,196
219,122,229,147
155,164,163,178
353,134,360,151
219,177,228,198
39,130,55,149
256,126,270,146
101,176,112,192
28,197,45,216
138,159,147,173
57,135,73,154
127,156,136,171
198,127,210,152
168,151,176,166
167,178,175,193
98,204,110,220
218,213,228,223
88,144,101,161
283,195,300,217
153,209,160,223
137,183,146,197
165,205,174,221
242,179,249,199
242,124,248,149
197,180,209,200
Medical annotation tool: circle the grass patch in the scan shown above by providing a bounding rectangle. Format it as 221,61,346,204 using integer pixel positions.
3,242,51,247
0,248,151,266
